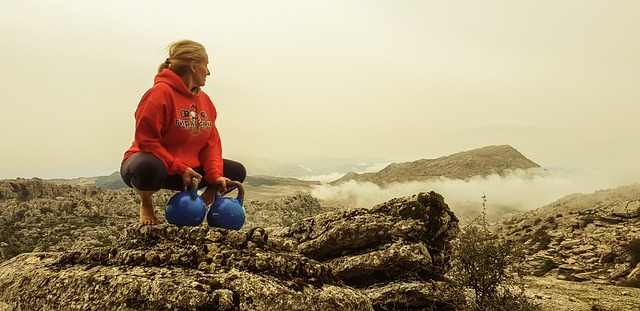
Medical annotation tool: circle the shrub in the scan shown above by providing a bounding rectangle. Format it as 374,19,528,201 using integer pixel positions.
449,222,540,310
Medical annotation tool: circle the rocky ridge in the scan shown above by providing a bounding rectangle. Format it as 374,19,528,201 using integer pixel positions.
0,191,460,310
495,184,640,284
332,145,544,186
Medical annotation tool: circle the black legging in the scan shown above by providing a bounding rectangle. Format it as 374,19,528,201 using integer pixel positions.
120,152,246,191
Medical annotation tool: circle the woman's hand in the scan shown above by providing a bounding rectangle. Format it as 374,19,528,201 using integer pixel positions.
215,176,231,195
182,167,202,187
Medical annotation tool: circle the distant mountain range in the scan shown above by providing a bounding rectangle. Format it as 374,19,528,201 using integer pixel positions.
48,171,128,190
50,172,321,190
51,145,542,189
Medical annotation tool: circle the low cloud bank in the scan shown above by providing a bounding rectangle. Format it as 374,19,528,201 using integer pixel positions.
310,168,623,219
299,162,391,183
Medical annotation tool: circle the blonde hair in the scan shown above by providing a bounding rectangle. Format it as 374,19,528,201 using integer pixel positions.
158,40,208,74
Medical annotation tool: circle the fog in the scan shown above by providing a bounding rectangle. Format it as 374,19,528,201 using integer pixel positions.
2,1,640,183
310,167,620,219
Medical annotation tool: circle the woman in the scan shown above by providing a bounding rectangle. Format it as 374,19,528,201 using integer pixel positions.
121,39,246,225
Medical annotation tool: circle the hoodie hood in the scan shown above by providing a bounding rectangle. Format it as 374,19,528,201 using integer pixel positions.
154,69,197,97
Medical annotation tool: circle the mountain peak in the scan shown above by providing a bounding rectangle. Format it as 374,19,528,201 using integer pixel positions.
333,145,541,185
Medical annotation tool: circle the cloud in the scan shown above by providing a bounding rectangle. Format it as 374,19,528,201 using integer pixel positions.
310,167,620,219
464,120,557,134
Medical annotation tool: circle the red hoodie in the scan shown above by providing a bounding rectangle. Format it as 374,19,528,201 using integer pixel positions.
123,69,223,184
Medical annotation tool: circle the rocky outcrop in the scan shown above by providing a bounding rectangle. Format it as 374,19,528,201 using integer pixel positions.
283,192,458,286
495,184,640,284
0,191,460,310
0,179,137,261
0,179,321,262
244,194,324,228
0,178,101,201
0,178,177,261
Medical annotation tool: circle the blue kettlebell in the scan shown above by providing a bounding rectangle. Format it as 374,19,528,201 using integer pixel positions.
207,180,245,230
165,177,206,226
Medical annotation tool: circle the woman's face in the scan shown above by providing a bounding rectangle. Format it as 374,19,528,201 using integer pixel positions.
193,55,211,87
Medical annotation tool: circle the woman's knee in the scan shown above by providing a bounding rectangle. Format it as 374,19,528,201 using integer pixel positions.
121,152,167,191
223,159,247,182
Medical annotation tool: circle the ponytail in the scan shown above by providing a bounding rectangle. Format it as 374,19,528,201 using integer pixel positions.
157,58,171,73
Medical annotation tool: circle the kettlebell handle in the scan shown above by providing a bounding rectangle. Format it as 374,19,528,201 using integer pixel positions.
221,180,244,203
182,177,199,190
183,177,200,198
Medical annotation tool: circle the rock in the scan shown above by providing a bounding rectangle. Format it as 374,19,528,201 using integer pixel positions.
611,200,640,218
362,281,463,311
0,191,460,310
327,240,432,286
571,272,593,282
599,252,617,264
0,252,370,311
627,264,640,280
609,263,632,280
559,239,582,248
280,191,458,285
244,194,324,228
494,184,640,283
572,244,595,255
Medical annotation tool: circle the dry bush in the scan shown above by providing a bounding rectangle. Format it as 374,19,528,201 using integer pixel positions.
448,221,541,311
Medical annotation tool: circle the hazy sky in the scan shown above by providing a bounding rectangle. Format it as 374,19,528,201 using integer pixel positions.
2,0,639,185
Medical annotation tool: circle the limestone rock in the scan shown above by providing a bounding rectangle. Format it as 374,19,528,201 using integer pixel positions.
280,191,458,286
243,194,323,228
494,184,640,283
0,191,460,310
